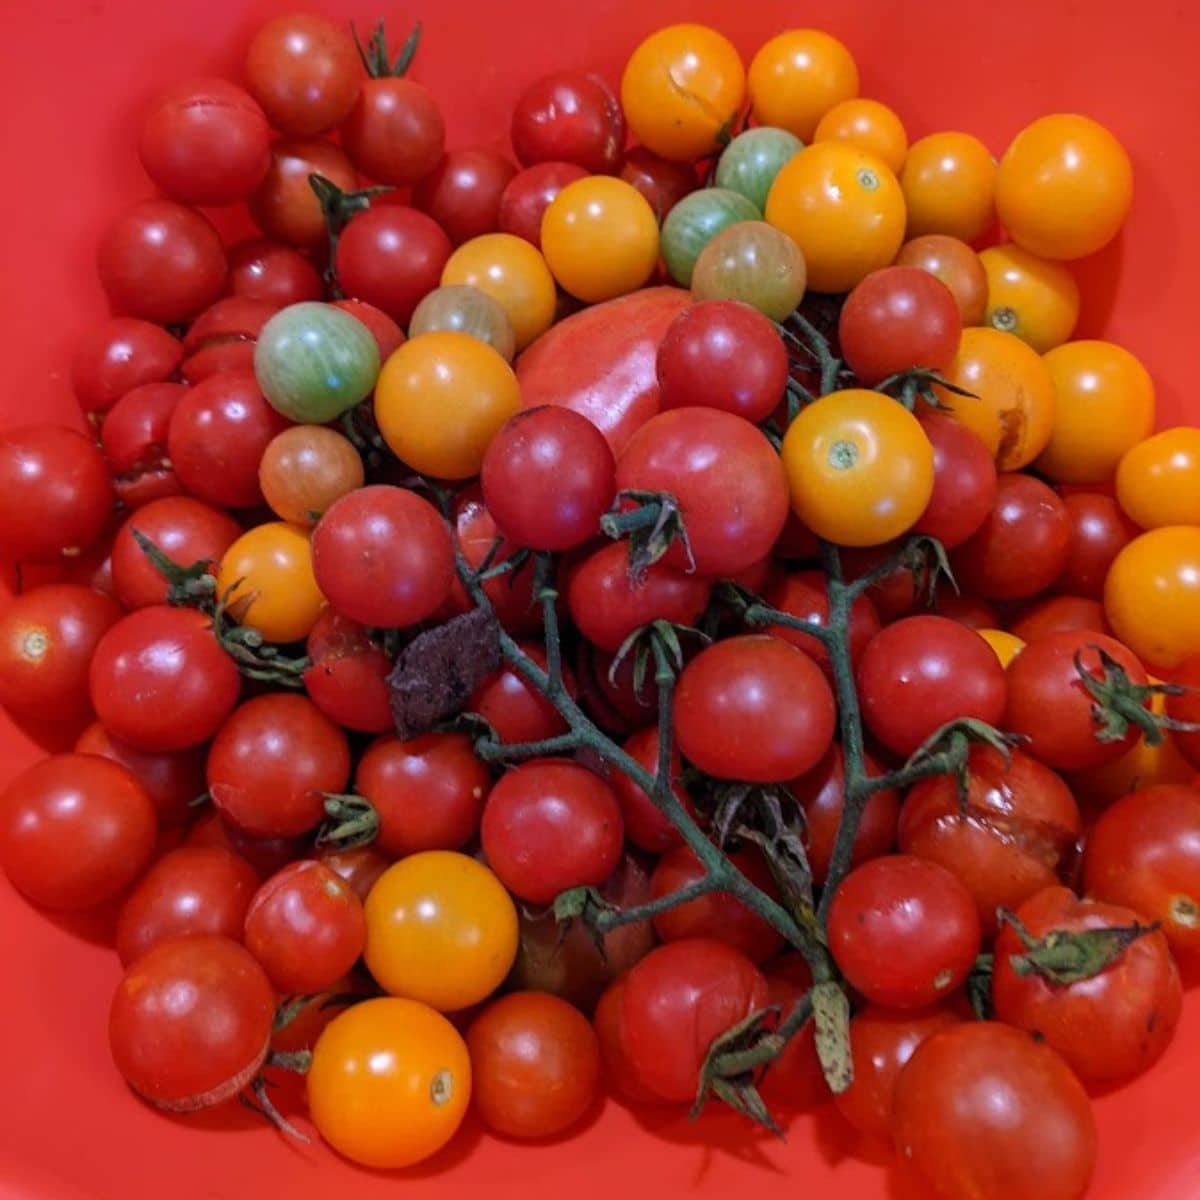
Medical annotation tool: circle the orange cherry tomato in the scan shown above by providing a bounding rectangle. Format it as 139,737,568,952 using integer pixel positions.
440,233,556,350
541,176,660,303
977,628,1026,667
781,389,934,547
813,98,907,174
765,143,905,293
215,521,324,643
1036,341,1155,485
895,235,988,326
979,244,1079,352
748,29,858,141
621,24,746,162
374,331,520,480
1115,428,1200,530
996,114,1133,261
930,327,1055,471
307,997,471,1168
901,132,996,244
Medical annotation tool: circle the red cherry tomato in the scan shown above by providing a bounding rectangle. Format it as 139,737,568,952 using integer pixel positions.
302,609,393,734
764,569,880,680
575,644,660,735
1058,491,1139,599
498,162,589,247
250,138,357,248
71,317,182,415
594,977,662,1104
185,810,307,881
317,844,390,902
413,148,517,246
99,382,187,507
608,726,693,854
342,76,445,186
758,974,827,1112
619,147,698,220
226,237,324,307
913,410,998,549
1009,594,1108,643
511,71,624,173
468,642,577,745
934,593,999,630
180,296,278,383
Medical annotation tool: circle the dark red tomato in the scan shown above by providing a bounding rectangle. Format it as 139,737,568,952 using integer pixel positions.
1058,491,1139,599
90,607,241,752
0,585,121,724
342,76,445,186
900,745,1082,936
827,854,981,1009
993,885,1181,1084
1083,784,1200,968
857,616,1007,758
656,301,788,424
71,317,182,415
791,744,899,886
115,846,259,966
511,71,625,174
139,78,270,206
412,148,518,246
208,693,350,838
498,162,589,248
1005,629,1150,770
952,473,1071,601
244,859,366,993
355,732,490,857
620,937,769,1103
244,13,361,135
75,721,206,830
180,296,279,383
97,201,227,324
765,569,880,679
331,298,406,360
1010,595,1109,643
227,237,324,307
0,425,114,563
833,1005,962,1141
335,207,453,326
615,408,790,578
565,541,711,654
250,138,357,249
302,609,393,734
100,382,186,507
468,991,601,1139
893,1023,1097,1200
609,726,694,854
480,758,624,904
184,810,306,880
619,147,698,220
1167,655,1200,768
111,496,241,610
675,636,836,782
841,543,918,621
758,975,826,1112
167,370,289,509
0,753,157,910
576,644,660,734
838,267,961,386
317,844,390,902
312,485,454,629
594,977,662,1105
913,410,998,549
108,934,276,1111
934,592,999,630
481,406,616,551
651,845,784,963
469,642,577,745
517,287,691,455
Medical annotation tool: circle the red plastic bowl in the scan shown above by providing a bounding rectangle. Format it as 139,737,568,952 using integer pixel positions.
1,1,1199,1198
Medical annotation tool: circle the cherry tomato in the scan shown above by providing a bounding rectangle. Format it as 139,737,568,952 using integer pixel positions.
498,161,588,248
1009,595,1108,643
814,97,907,173
72,317,182,415
302,609,393,734
331,297,405,361
911,410,997,549
765,569,880,678
413,147,517,246
901,131,996,244
748,29,858,141
619,147,698,220
607,726,692,854
409,284,515,360
594,977,662,1104
98,382,184,506
659,188,760,289
895,234,988,325
1115,427,1200,530
691,220,808,320
363,850,518,1010
250,138,357,248
342,75,445,186
576,644,660,735
177,294,277,380
1058,492,1138,598
977,627,1026,667
257,425,363,529
715,127,803,213
469,648,574,752
996,113,1132,260
935,592,999,630
758,974,826,1112
511,71,624,173
317,844,390,902
980,243,1078,352
184,810,306,880
226,237,323,307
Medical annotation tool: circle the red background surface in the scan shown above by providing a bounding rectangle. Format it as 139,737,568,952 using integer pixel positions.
1,1,1199,1197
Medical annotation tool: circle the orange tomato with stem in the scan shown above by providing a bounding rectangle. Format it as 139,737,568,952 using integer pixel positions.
979,244,1079,352
813,97,907,173
901,132,996,244
748,29,858,141
215,522,324,643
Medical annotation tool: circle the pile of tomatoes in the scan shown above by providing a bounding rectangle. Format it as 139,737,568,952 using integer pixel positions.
1,14,1199,1200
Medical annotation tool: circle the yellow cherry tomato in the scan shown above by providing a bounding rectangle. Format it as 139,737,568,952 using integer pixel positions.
308,997,470,1169
216,522,324,643
748,29,858,141
374,332,520,480
996,114,1133,261
901,132,996,244
813,97,907,174
977,628,1026,668
440,233,556,350
765,142,905,293
930,327,1056,471
1105,526,1200,670
1035,340,1155,485
363,850,518,1012
1116,428,1200,529
620,24,746,162
541,176,660,303
979,244,1080,353
781,389,934,547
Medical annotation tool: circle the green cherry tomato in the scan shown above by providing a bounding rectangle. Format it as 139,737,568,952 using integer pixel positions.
715,127,804,212
660,188,761,287
255,302,380,422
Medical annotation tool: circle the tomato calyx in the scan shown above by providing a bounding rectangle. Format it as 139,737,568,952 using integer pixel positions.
352,19,422,78
608,617,707,699
129,528,217,606
777,312,847,397
316,792,379,850
873,367,976,413
691,1005,785,1133
211,590,311,688
309,173,393,292
844,532,956,608
600,489,695,578
997,907,1160,986
1073,646,1200,747
901,716,1018,800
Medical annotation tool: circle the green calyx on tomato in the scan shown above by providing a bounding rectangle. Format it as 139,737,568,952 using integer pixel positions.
998,907,1159,986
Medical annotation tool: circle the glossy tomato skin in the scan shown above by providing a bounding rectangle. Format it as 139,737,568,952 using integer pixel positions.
594,977,662,1104
1009,595,1108,643
99,382,186,506
342,77,445,185
511,71,624,173
115,846,259,966
72,317,182,415
250,138,357,248
180,296,277,383
893,1022,1097,1200
413,148,517,246
0,753,157,910
1058,492,1138,599
992,885,1182,1084
207,693,350,838
226,237,323,307
895,234,988,326
620,938,768,1103
764,569,880,680
302,610,393,734
332,298,406,360
468,642,576,744
499,162,589,248
1166,655,1200,768
619,147,697,220
317,844,390,902
480,759,624,905
900,131,996,244
758,975,826,1112
912,411,998,549
900,745,1082,936
90,607,241,752
609,726,692,854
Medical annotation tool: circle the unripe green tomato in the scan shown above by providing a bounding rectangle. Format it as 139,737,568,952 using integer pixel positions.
660,188,761,287
716,127,804,212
